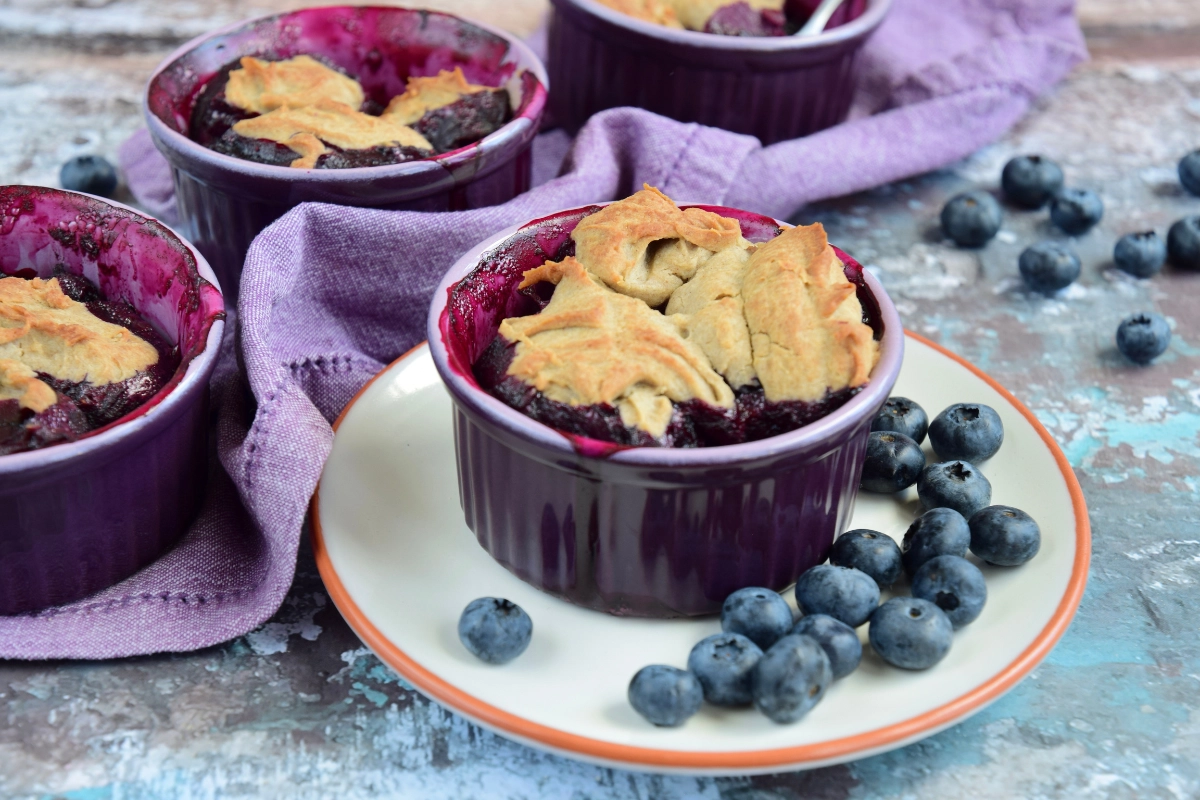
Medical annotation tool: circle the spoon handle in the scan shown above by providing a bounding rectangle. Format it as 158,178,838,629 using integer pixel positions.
795,0,849,36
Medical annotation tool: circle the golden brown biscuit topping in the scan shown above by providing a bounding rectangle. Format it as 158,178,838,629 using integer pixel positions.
0,277,160,388
225,55,365,116
593,0,784,30
231,99,433,168
382,68,494,126
571,185,750,306
502,258,734,438
0,359,56,413
494,188,880,436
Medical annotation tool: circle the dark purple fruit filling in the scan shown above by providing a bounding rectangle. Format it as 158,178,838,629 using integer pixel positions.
0,268,180,456
705,3,789,36
188,58,511,169
473,331,862,449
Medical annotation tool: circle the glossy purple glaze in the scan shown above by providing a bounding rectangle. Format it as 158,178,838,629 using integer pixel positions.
427,203,903,617
0,187,225,616
547,0,890,145
144,6,548,295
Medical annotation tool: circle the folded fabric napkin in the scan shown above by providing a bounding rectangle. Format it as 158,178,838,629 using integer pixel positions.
0,0,1085,659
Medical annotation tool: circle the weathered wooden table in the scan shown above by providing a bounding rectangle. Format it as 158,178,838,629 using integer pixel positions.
3,2,1199,797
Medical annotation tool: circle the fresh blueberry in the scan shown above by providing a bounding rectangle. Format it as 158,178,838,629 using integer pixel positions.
687,632,763,706
751,634,832,723
868,597,954,670
1113,231,1166,278
794,565,880,628
917,460,992,519
1179,150,1200,196
902,507,971,575
1050,188,1103,235
1116,312,1171,365
911,555,987,629
928,403,1004,463
457,597,533,664
627,665,703,727
790,614,862,679
829,529,903,588
1167,216,1200,270
1018,241,1081,294
968,505,1042,566
1001,155,1065,209
60,155,119,198
871,396,929,444
860,431,926,493
941,191,1003,247
721,587,794,651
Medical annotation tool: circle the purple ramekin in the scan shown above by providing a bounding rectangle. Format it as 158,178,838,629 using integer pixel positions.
427,203,903,617
0,186,225,616
547,0,891,145
144,5,549,295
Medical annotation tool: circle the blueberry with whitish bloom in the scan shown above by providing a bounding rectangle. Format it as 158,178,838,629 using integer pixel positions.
969,505,1042,566
911,555,988,629
1019,241,1081,294
60,155,119,198
791,614,862,679
1050,188,1103,235
869,597,954,670
871,396,929,444
1001,155,1065,209
458,597,533,664
687,632,763,706
928,403,1004,463
917,460,992,519
829,529,903,588
1179,150,1200,196
751,634,833,723
941,191,1003,247
860,431,925,493
902,507,971,576
1113,231,1166,279
1167,216,1200,270
721,587,794,651
1116,312,1171,365
627,665,703,727
794,564,880,628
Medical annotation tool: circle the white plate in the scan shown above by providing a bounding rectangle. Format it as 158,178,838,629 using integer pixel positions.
313,333,1089,776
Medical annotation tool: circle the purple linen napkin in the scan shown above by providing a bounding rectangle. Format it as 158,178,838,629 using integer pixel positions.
0,0,1085,660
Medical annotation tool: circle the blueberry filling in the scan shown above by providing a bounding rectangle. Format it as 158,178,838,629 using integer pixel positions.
473,333,862,448
0,268,179,456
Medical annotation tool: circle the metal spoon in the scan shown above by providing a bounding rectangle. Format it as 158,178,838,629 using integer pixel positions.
795,0,849,36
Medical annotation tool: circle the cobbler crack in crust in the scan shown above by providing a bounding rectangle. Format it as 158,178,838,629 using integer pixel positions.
482,186,881,444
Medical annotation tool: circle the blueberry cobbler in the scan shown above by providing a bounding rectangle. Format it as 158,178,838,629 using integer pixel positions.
595,0,800,36
189,56,511,169
0,270,178,455
472,187,881,448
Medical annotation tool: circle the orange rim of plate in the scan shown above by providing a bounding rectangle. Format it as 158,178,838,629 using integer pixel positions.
310,330,1091,770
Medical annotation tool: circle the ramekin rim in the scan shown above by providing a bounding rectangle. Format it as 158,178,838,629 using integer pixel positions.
427,202,905,467
0,188,226,473
141,5,549,183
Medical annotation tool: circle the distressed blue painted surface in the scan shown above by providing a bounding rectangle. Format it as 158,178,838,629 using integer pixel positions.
4,28,1200,800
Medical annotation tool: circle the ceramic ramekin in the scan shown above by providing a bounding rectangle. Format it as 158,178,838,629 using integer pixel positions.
547,0,891,145
427,203,903,617
0,186,225,616
144,5,549,294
